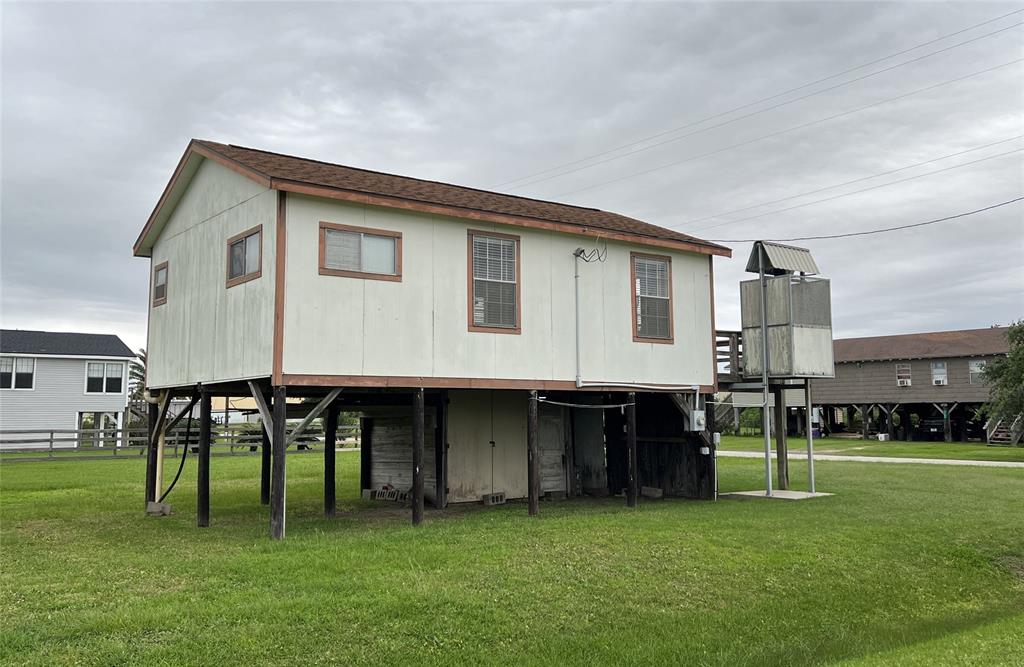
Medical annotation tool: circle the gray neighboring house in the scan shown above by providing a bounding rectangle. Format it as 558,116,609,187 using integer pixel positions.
0,330,136,441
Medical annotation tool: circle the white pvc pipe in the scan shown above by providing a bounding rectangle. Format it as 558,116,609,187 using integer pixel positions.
758,245,773,497
805,383,816,494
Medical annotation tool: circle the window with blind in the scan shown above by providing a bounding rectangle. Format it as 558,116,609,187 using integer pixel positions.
632,253,673,342
86,362,123,393
152,262,168,307
226,226,262,286
469,232,520,332
0,357,34,389
319,222,402,281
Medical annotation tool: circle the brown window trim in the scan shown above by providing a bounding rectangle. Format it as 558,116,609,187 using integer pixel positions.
630,251,674,344
152,261,169,307
225,224,264,288
318,221,403,282
467,229,522,335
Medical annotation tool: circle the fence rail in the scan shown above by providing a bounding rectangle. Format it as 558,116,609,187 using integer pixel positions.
0,424,360,461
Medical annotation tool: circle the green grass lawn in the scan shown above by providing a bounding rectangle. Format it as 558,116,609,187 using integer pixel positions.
1,453,1022,665
717,435,1024,462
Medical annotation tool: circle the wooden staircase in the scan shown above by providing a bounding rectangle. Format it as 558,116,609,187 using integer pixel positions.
987,415,1023,446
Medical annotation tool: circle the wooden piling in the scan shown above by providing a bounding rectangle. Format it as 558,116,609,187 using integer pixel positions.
412,388,425,526
626,392,638,508
324,401,338,517
270,385,287,540
197,390,211,527
527,390,540,516
260,392,271,505
144,402,159,508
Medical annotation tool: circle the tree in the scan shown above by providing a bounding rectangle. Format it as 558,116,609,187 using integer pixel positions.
982,321,1024,421
129,349,146,400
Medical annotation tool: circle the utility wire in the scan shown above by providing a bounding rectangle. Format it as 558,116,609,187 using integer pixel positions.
706,196,1024,242
686,147,1024,233
495,11,1024,189
675,135,1024,228
554,58,1023,198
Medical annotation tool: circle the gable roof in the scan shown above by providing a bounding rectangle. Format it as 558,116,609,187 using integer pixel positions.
834,327,1010,363
133,139,731,258
1,330,135,358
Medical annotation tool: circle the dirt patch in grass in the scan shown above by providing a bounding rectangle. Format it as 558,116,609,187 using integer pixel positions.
996,555,1024,580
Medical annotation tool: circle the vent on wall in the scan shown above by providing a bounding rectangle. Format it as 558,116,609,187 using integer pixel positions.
933,378,947,386
897,379,912,387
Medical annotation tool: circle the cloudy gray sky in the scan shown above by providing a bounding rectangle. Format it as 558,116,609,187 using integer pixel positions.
2,1,1022,353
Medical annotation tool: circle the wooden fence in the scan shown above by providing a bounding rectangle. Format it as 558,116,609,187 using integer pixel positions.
0,423,360,462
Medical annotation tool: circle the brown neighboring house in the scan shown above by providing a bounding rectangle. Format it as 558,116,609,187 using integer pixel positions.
810,327,1009,441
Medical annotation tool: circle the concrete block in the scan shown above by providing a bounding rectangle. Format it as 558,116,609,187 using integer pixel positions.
640,486,664,499
481,491,506,506
146,501,172,516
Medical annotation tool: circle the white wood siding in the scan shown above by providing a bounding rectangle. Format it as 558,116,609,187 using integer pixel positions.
147,160,276,388
0,357,127,431
282,195,715,386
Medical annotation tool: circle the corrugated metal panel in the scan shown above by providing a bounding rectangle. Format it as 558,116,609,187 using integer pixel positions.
745,241,820,275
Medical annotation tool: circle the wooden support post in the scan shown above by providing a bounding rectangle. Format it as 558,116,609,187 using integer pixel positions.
324,401,338,517
360,417,373,493
270,385,287,540
527,390,540,516
773,386,789,491
260,394,271,505
861,404,870,440
145,402,159,507
885,404,895,440
411,388,425,526
434,393,448,508
626,392,638,508
197,390,212,528
942,403,952,443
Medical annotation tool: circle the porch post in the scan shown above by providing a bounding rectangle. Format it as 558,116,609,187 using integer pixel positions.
412,388,425,526
527,390,540,516
145,402,159,507
324,401,338,517
270,385,287,540
942,403,952,443
197,389,211,528
861,404,870,439
626,392,638,508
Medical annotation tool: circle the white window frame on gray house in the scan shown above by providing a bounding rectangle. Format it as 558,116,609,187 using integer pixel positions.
0,356,36,390
84,362,125,395
930,361,948,386
895,363,912,387
968,359,986,384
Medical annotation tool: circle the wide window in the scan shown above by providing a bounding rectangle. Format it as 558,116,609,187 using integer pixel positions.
469,231,520,332
319,222,402,281
1,357,35,389
931,361,948,386
896,363,912,386
968,359,986,384
226,226,262,286
152,262,168,307
632,253,673,342
86,362,123,394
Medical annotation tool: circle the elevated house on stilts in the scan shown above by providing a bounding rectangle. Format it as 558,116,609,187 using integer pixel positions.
134,140,731,538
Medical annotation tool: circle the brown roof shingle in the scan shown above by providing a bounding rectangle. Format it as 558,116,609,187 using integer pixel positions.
834,327,1010,363
194,140,728,255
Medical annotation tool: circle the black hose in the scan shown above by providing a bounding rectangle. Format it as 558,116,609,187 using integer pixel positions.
158,405,195,503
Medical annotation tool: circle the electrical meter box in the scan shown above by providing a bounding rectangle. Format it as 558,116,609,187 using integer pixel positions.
740,274,835,379
689,409,706,432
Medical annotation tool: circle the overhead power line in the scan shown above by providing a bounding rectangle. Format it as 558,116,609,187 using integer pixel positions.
685,147,1024,233
495,9,1024,189
554,57,1023,198
706,196,1024,242
675,135,1024,228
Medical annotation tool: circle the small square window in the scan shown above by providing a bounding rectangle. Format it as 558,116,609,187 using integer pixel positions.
968,359,986,384
931,361,948,385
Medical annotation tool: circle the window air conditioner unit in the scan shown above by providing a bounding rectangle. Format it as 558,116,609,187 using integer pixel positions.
933,378,947,386
897,379,911,387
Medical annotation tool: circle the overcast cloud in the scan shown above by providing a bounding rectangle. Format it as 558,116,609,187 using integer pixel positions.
1,1,1022,353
